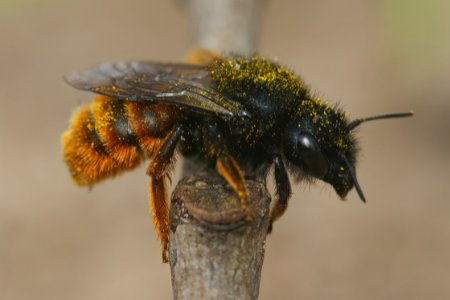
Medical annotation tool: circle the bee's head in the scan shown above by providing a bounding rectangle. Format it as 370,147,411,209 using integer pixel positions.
283,101,413,202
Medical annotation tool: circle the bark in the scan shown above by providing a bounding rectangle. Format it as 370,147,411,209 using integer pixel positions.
169,172,271,300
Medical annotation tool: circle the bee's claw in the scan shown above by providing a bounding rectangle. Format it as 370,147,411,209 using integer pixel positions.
166,174,172,185
240,194,254,220
245,209,255,221
267,222,273,234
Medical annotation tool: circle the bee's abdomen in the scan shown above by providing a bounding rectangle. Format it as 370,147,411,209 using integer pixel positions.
62,95,178,185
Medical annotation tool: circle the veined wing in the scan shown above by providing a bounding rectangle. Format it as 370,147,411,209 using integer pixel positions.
64,62,242,117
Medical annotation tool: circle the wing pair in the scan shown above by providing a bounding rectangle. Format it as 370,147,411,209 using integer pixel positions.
64,61,243,117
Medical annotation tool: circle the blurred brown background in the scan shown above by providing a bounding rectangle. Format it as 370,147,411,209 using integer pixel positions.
1,0,449,299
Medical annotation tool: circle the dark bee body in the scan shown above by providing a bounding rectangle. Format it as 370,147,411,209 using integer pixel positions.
63,51,412,262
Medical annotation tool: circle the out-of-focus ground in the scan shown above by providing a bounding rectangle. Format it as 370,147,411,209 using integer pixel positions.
1,0,449,299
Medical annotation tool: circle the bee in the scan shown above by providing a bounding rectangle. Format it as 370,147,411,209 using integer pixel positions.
62,50,413,262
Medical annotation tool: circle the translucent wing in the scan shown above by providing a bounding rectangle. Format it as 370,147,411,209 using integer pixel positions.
64,62,242,117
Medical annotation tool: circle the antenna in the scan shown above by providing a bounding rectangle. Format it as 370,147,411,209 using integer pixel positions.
339,152,366,203
348,111,414,131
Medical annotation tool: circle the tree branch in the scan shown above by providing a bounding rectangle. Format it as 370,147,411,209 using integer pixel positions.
183,0,266,54
168,1,269,299
169,172,271,300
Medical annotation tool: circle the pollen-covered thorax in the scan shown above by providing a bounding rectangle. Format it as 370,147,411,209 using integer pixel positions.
209,55,309,106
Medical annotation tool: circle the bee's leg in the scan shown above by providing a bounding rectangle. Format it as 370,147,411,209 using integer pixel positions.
216,154,254,220
255,154,292,233
269,155,292,233
146,125,183,263
201,117,253,219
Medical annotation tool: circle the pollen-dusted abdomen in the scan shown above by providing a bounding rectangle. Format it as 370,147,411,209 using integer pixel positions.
62,95,179,185
124,101,178,155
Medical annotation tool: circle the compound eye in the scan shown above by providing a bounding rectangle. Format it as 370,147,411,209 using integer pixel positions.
298,132,329,179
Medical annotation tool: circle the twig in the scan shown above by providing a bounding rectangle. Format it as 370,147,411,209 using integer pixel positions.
168,1,268,299
169,172,271,300
183,0,266,54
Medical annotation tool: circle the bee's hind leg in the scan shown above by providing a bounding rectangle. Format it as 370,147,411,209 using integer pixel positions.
147,125,183,263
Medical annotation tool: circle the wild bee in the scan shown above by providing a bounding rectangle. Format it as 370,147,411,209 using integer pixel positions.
62,50,412,262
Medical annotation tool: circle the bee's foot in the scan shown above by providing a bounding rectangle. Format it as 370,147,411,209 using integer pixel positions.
162,251,169,263
267,222,273,234
245,207,255,221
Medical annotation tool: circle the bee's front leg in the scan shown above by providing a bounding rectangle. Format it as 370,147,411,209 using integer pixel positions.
255,154,292,233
